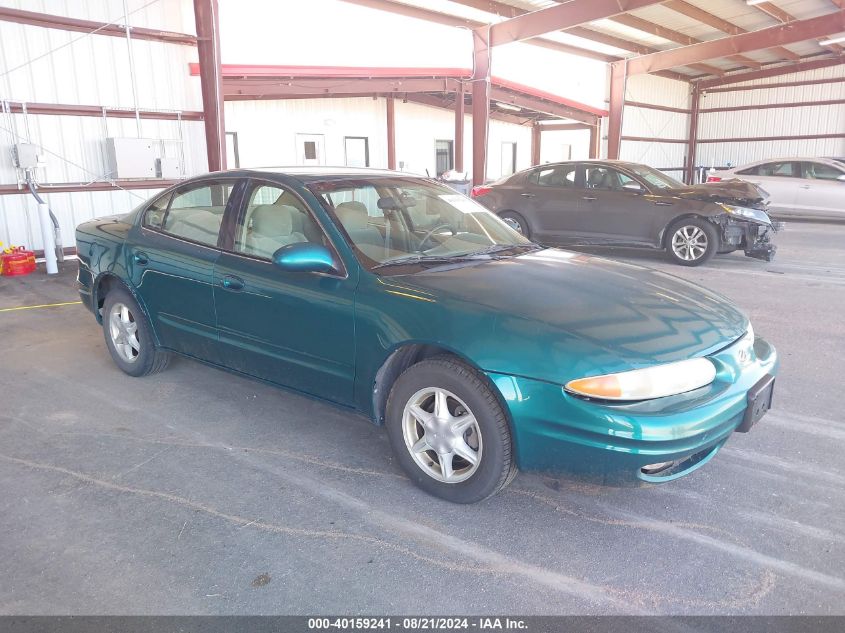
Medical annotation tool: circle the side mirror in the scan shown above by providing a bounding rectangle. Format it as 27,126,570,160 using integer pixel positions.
622,182,645,194
272,243,336,273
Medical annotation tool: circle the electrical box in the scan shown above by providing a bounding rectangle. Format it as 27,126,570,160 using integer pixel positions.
156,157,182,179
105,138,156,179
13,143,41,169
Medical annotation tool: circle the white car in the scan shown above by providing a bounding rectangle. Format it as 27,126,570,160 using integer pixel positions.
708,157,845,221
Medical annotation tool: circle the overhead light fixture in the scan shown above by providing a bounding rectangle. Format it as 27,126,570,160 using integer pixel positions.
746,0,767,5
495,101,521,112
819,35,845,46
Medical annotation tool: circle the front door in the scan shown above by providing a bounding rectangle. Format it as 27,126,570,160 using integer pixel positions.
130,179,239,362
795,161,845,219
295,134,325,166
213,180,357,405
577,165,659,245
735,161,799,216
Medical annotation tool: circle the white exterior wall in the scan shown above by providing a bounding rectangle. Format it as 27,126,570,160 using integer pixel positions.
226,97,533,182
0,0,205,251
619,74,691,176
697,65,845,169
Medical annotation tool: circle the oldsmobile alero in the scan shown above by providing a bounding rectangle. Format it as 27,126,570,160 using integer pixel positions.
76,168,778,503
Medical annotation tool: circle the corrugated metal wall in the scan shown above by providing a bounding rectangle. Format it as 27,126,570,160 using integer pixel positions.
0,0,205,251
697,65,845,169
620,74,691,177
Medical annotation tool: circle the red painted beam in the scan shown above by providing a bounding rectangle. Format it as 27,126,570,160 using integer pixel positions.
471,28,491,186
684,84,701,184
192,63,472,79
627,11,845,75
3,102,203,121
193,0,226,172
589,123,600,159
386,97,396,170
488,0,664,47
531,125,541,166
607,62,626,160
222,78,458,98
701,98,845,113
0,181,178,196
696,56,845,89
454,81,465,173
0,6,196,45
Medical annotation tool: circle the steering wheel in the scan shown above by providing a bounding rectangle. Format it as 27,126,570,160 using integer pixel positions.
418,223,457,252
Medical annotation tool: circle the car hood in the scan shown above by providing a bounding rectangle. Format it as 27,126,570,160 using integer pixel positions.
669,181,769,209
390,249,748,383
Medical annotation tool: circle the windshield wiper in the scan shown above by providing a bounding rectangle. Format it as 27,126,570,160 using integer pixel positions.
371,254,468,270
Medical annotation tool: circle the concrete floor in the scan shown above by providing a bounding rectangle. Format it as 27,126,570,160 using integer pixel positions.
1,222,843,615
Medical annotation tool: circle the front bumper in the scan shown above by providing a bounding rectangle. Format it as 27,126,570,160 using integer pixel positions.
488,334,778,484
720,217,781,262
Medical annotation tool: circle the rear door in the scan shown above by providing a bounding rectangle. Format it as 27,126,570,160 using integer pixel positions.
518,164,582,241
733,161,799,216
578,165,659,245
130,178,240,363
213,179,357,405
795,161,845,219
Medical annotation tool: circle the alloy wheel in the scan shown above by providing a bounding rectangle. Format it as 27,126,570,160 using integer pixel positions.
401,387,483,484
108,302,140,363
671,225,708,262
503,217,524,234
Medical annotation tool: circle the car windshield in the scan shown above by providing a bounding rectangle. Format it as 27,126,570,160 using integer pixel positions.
309,177,533,272
626,165,685,190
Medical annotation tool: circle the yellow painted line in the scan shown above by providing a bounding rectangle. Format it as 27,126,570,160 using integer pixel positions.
0,300,83,313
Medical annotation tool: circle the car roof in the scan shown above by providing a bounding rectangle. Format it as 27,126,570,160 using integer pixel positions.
726,157,844,169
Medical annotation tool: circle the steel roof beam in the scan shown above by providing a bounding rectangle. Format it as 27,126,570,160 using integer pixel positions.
626,11,845,75
695,56,845,89
748,1,845,54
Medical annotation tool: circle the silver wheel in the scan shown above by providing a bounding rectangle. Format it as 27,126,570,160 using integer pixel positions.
503,217,523,234
671,225,709,262
108,302,140,363
401,387,483,484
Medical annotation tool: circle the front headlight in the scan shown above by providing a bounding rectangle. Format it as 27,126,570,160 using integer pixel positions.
565,358,717,401
718,203,771,225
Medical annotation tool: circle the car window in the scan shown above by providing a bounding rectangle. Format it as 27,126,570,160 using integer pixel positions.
234,183,327,260
145,182,233,247
802,162,844,181
739,162,796,178
530,165,577,188
584,166,634,191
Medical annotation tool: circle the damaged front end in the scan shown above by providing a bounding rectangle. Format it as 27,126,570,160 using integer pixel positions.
674,180,782,262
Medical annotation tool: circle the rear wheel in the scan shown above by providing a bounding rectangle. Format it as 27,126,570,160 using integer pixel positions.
498,211,530,239
666,218,718,266
385,357,517,503
102,287,169,377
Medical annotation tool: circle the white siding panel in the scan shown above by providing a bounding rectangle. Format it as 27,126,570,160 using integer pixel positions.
624,74,691,111
539,129,591,163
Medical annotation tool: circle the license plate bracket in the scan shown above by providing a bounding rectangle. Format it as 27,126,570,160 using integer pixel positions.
737,374,775,433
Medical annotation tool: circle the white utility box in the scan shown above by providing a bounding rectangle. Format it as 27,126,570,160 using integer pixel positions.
105,138,156,179
13,143,41,169
156,157,182,179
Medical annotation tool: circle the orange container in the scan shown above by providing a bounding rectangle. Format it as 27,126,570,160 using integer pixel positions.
0,246,37,276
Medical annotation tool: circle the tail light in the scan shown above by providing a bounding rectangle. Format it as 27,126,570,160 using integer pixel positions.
471,185,492,198
706,176,722,183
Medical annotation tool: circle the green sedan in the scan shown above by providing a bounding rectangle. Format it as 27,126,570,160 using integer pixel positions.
76,168,778,503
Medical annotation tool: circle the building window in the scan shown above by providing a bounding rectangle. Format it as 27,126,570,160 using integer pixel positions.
501,142,517,176
225,132,240,168
344,137,370,167
435,139,454,176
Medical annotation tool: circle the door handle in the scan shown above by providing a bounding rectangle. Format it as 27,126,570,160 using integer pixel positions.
221,275,245,291
582,196,597,201
519,193,536,198
133,252,149,266
654,201,673,206
800,184,811,189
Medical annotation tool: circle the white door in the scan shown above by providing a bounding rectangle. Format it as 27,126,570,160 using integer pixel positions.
794,161,845,219
295,134,325,166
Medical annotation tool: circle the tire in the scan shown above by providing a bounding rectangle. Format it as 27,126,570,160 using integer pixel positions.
102,287,169,377
499,211,531,239
385,357,517,503
666,217,718,267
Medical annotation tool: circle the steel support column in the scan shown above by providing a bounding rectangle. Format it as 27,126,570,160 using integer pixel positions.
193,0,226,172
531,124,541,166
684,84,701,184
607,61,626,160
386,96,396,170
471,28,491,186
454,81,465,173
589,122,600,159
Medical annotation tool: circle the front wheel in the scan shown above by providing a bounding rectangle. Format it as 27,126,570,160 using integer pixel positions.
102,287,169,377
666,218,718,266
385,357,517,503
